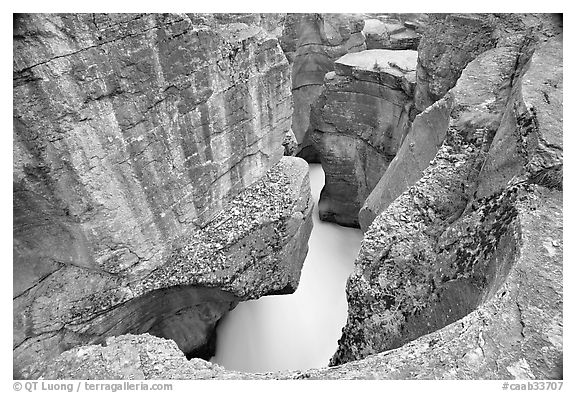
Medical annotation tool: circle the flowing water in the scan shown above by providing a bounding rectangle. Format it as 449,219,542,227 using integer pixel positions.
211,164,363,372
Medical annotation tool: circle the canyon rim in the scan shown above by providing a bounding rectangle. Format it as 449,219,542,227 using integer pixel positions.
12,12,563,380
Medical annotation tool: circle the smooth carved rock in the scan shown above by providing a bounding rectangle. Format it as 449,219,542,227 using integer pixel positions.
309,49,417,227
331,45,523,364
360,28,563,230
331,33,562,366
24,185,561,380
475,34,563,198
14,155,313,375
359,96,452,231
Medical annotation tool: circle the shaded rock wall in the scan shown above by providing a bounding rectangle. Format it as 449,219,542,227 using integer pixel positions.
331,30,562,366
359,96,452,230
13,13,313,376
281,13,366,160
309,49,417,227
14,155,313,375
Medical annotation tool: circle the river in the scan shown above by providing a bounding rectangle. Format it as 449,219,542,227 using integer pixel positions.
210,164,363,372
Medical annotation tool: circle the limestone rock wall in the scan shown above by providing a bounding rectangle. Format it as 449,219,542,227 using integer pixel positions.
14,155,313,375
13,13,313,376
309,49,417,227
331,30,562,366
359,13,563,230
359,96,452,230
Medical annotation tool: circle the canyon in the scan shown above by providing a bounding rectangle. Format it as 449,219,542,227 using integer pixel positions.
13,13,562,380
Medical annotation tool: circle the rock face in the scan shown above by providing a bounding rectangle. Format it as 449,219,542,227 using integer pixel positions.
281,14,366,159
23,184,562,380
331,31,562,366
359,97,452,230
13,13,313,376
414,13,562,113
309,49,417,227
359,13,563,230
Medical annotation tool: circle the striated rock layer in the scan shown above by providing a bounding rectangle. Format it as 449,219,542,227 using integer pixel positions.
13,13,292,281
331,31,562,366
21,184,561,380
13,13,313,376
309,49,417,227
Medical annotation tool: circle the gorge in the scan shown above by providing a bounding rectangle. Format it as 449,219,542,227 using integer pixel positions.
211,164,363,372
13,12,563,380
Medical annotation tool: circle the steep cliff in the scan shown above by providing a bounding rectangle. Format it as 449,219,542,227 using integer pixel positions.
13,13,313,376
13,12,562,381
281,13,366,160
309,49,417,227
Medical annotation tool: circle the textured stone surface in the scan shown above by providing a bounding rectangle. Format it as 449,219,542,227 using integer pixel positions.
414,13,562,113
360,27,563,231
25,187,562,380
282,13,366,154
359,96,452,230
13,13,312,376
309,49,417,227
13,14,292,288
14,155,313,375
331,32,562,365
362,14,427,50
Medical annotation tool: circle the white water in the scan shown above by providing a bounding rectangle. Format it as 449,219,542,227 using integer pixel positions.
210,164,363,373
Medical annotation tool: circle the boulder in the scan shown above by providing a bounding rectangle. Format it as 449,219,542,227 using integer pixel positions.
309,49,417,227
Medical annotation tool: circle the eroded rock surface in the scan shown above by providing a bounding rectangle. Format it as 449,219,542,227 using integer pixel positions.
414,13,562,113
360,15,563,230
281,13,366,158
25,187,563,380
14,155,313,375
13,13,312,377
331,32,562,366
14,13,293,288
362,14,427,50
309,49,417,227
